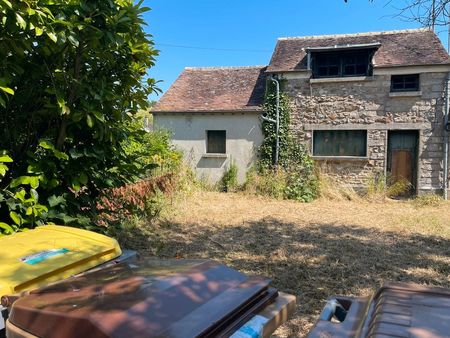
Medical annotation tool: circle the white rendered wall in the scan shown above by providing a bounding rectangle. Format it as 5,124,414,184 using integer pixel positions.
153,112,263,184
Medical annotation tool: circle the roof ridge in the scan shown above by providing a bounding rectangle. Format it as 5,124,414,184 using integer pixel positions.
184,65,267,71
278,28,430,41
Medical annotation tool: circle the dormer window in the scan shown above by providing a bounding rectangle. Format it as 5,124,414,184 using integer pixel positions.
308,43,379,79
313,50,374,78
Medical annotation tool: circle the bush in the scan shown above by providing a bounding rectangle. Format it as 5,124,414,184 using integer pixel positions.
244,166,318,202
251,78,318,202
122,115,182,175
0,1,162,234
220,161,239,192
97,174,175,232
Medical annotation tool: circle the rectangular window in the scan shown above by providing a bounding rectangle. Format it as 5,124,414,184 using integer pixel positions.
313,130,367,157
390,74,420,92
313,50,373,78
206,130,226,153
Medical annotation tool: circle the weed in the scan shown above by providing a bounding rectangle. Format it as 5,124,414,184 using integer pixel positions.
220,161,239,192
414,193,443,208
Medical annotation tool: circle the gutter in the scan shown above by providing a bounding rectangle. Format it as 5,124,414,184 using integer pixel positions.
151,108,264,114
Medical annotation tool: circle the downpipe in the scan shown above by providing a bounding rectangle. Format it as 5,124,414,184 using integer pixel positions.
444,72,450,199
260,76,280,167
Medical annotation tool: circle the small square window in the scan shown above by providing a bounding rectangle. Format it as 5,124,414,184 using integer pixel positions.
206,130,226,153
313,130,367,157
391,74,420,92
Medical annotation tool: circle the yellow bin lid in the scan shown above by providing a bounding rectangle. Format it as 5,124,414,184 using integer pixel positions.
0,225,122,297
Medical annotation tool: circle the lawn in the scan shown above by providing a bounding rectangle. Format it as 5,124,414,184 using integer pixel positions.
120,191,450,337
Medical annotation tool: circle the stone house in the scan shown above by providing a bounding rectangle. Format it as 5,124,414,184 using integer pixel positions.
153,28,450,195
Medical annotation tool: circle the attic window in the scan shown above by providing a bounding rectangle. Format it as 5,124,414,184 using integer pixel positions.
312,50,374,78
390,74,420,92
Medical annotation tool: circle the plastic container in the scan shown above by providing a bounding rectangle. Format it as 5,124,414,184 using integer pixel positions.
6,258,295,338
308,282,450,338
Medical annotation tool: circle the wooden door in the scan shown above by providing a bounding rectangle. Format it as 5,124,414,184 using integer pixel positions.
391,149,413,183
387,131,418,195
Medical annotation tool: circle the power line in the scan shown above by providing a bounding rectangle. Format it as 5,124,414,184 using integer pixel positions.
155,43,271,53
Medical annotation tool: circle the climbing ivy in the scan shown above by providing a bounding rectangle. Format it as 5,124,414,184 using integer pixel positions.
258,79,318,202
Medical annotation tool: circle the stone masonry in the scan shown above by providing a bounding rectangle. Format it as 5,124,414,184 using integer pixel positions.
283,72,447,193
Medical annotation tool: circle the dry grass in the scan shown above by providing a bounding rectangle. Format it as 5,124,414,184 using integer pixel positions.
122,191,450,337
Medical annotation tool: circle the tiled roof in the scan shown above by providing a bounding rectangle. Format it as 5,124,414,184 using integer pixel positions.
153,66,267,113
267,28,450,72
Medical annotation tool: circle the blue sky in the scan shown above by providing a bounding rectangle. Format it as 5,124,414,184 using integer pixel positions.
142,0,449,101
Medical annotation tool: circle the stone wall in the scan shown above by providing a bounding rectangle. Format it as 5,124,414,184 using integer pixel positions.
282,72,448,193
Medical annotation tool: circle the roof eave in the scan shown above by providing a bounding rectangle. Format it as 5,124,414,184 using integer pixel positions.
267,62,450,73
152,107,264,114
305,42,381,52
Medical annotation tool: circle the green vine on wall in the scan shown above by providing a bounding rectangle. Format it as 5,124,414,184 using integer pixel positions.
258,78,318,202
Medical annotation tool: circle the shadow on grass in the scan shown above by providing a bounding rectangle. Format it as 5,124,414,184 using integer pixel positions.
128,217,450,336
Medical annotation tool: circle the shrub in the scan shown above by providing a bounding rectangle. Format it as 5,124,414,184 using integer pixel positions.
97,174,175,232
220,161,239,192
250,78,318,202
0,1,162,234
122,114,182,176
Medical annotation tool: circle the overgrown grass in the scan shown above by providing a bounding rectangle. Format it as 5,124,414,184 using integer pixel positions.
414,193,443,208
366,173,411,200
145,191,450,337
242,167,318,202
316,169,415,202
317,171,361,201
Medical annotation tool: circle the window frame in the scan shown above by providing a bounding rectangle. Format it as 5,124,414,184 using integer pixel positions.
312,130,368,158
390,74,420,92
206,130,226,154
312,50,374,79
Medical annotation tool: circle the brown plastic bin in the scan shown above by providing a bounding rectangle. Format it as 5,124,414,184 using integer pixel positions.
6,258,295,338
308,282,450,338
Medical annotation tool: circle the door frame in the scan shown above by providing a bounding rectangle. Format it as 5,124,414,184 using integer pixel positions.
386,130,420,195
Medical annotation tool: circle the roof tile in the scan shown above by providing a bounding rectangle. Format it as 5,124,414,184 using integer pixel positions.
267,28,450,72
153,66,267,113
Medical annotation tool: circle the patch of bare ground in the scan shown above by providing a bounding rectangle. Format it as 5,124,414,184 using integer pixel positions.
122,192,450,337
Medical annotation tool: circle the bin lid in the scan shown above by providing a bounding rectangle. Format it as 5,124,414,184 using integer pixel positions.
8,259,274,338
0,225,122,297
308,282,450,338
361,282,450,337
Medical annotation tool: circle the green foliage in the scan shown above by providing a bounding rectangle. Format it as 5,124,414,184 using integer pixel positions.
144,188,167,220
0,1,160,234
97,174,175,232
220,161,239,192
122,115,182,175
414,193,443,208
244,168,286,199
255,79,318,202
366,173,412,200
0,154,48,235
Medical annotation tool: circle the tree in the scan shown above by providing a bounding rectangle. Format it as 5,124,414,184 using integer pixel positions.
345,0,450,29
0,0,159,232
